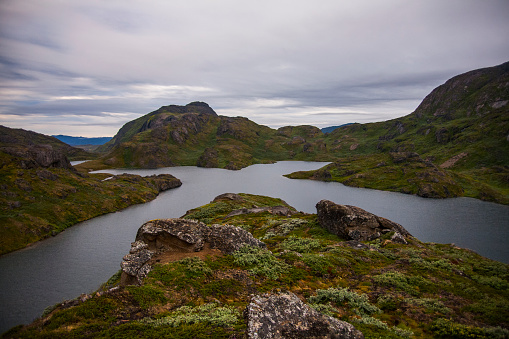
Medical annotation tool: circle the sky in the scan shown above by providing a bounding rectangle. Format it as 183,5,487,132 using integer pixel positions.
0,1,508,137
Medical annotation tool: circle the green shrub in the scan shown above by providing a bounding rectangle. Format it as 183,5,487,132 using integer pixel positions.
430,318,509,338
139,302,240,328
232,245,289,280
471,274,509,290
405,297,451,314
308,287,380,316
373,271,431,296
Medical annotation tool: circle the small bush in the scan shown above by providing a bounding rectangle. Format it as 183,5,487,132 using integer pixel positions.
140,302,240,328
232,245,289,280
430,318,509,338
471,274,509,290
308,287,380,316
373,271,431,296
406,297,451,314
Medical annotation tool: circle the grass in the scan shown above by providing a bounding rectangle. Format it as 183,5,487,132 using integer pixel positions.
5,194,509,338
0,155,181,255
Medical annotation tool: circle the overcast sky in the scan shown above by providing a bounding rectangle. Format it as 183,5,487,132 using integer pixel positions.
0,0,508,137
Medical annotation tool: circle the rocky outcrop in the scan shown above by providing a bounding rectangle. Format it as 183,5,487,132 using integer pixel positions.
225,206,297,219
2,145,73,169
120,218,266,285
316,200,411,242
245,292,364,339
197,147,219,168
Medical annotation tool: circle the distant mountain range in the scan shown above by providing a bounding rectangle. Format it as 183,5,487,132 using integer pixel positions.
52,135,112,146
320,123,354,134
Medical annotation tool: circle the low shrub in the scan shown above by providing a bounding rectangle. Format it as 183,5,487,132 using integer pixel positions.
232,245,289,280
139,302,240,328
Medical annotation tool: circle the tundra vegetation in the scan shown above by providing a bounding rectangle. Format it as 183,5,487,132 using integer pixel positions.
5,194,508,338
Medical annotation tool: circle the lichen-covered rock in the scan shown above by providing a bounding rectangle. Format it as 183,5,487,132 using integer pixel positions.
208,224,266,254
316,200,411,242
120,218,265,285
136,218,208,252
120,246,154,285
245,292,364,339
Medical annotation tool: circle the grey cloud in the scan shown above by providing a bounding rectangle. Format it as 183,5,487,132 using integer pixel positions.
0,0,508,136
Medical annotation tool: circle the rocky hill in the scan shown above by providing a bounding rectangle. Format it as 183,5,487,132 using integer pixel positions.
6,193,508,338
81,62,508,204
0,125,182,255
88,101,333,170
287,61,509,204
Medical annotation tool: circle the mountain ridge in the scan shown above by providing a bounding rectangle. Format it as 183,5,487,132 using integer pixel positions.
80,61,508,204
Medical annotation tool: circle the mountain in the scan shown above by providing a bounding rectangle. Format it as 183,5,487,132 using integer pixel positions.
0,125,91,163
287,61,509,204
0,125,182,255
52,135,112,146
86,62,508,204
6,193,509,338
93,101,334,170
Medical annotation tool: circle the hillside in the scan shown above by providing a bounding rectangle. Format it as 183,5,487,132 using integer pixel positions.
0,125,91,162
287,61,509,204
89,101,334,170
0,125,182,255
6,193,508,338
82,63,508,204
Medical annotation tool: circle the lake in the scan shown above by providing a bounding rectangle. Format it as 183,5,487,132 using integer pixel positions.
1,161,508,333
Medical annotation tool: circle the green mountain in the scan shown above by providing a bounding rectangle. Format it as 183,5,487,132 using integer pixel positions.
288,62,509,204
6,194,508,338
92,101,334,170
0,125,182,255
87,62,508,204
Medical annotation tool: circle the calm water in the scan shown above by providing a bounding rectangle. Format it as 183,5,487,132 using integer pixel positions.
1,161,508,332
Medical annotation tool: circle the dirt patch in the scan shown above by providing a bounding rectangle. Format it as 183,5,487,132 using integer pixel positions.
440,152,468,169
149,242,223,265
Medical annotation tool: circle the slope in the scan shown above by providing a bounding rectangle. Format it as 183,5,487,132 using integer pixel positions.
288,61,509,204
6,194,509,338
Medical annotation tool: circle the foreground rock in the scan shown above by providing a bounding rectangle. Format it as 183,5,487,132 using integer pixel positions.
121,218,265,285
245,292,364,339
316,200,411,242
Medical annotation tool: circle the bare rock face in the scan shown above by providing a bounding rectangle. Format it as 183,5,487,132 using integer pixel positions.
316,200,411,242
245,292,364,339
120,218,265,285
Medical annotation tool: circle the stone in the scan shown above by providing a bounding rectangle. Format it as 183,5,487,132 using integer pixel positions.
316,200,411,242
208,224,266,254
213,193,245,202
245,292,364,339
120,218,265,285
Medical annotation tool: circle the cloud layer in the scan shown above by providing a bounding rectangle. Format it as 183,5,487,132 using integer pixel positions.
1,0,508,136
